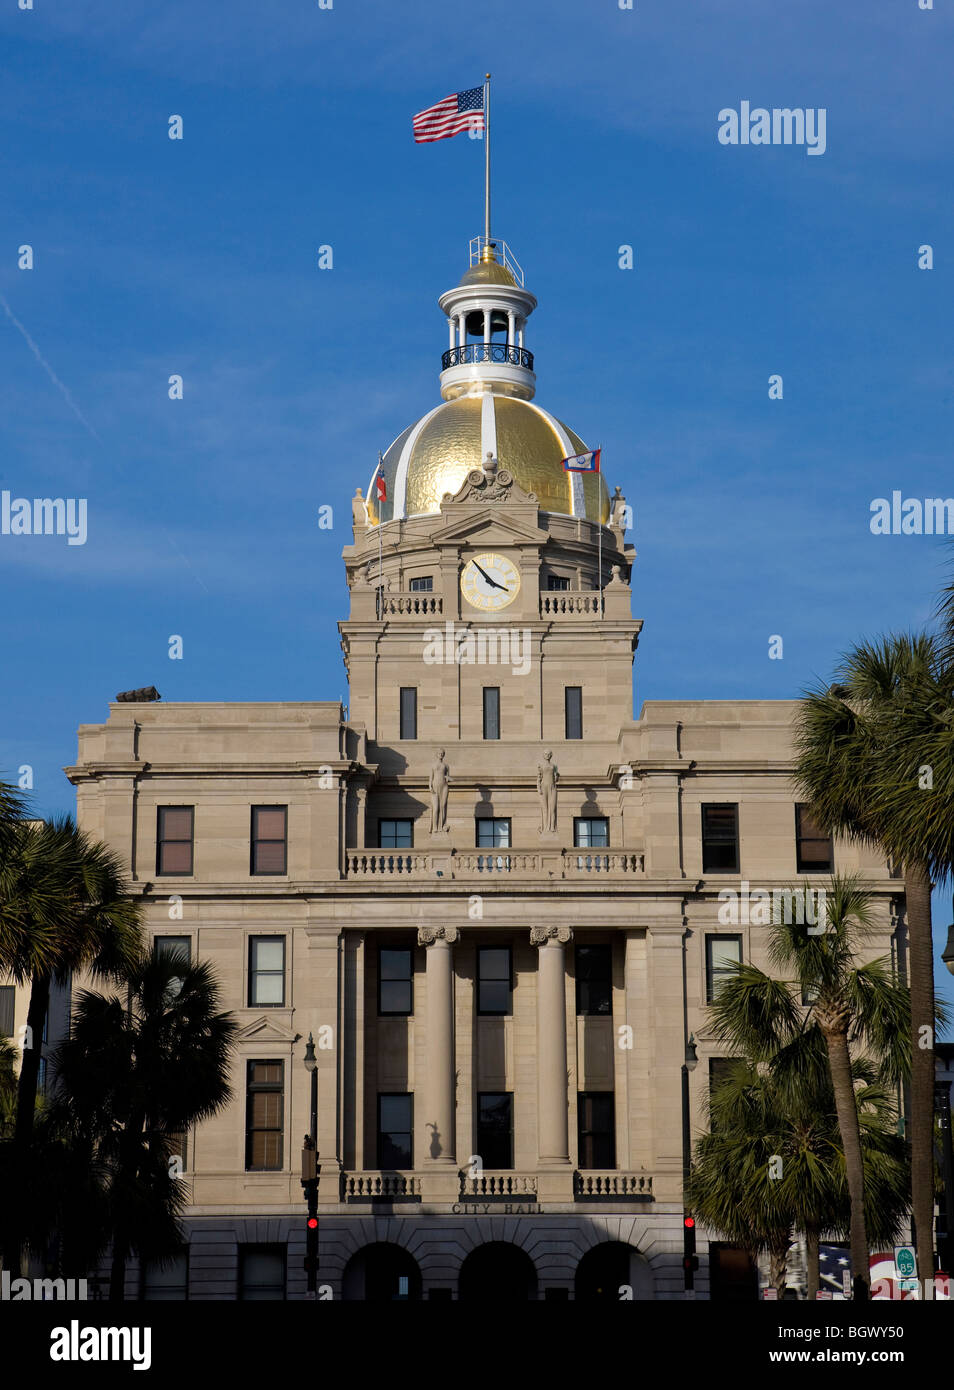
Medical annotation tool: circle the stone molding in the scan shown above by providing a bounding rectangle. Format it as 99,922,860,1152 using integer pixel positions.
530,925,573,946
417,925,461,946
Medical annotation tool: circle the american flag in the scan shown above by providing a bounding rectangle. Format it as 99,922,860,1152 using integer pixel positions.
413,87,484,143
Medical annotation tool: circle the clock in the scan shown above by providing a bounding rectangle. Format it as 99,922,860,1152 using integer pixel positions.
460,552,521,612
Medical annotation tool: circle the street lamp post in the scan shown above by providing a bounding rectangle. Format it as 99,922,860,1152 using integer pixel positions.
301,1033,320,1296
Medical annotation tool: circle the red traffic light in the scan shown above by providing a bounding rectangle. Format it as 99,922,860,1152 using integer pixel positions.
684,1217,695,1229
307,1216,318,1229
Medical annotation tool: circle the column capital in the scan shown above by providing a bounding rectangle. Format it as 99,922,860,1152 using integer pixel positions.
417,925,460,946
530,925,573,947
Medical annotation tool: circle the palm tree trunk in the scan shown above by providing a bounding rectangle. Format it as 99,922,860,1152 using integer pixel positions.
805,1224,820,1300
822,1024,870,1297
904,860,936,1297
14,972,50,1150
770,1242,789,1297
3,972,51,1273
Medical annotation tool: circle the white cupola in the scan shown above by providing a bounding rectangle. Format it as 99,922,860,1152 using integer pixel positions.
437,238,538,401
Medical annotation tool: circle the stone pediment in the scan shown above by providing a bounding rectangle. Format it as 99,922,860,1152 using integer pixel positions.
444,466,537,508
235,1015,299,1044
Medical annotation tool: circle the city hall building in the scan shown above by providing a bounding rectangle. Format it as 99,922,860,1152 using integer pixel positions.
66,237,900,1300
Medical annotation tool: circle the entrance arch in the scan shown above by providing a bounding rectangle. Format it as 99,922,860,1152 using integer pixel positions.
575,1241,656,1300
458,1242,538,1301
342,1242,422,1301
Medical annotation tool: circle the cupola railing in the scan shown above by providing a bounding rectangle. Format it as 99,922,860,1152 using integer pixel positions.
441,342,534,371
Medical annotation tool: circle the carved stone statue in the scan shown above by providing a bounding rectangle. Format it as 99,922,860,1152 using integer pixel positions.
537,749,558,835
429,748,450,834
352,487,368,535
610,485,628,531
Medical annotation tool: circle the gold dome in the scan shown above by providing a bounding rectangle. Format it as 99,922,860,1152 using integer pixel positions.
367,393,609,524
456,259,518,288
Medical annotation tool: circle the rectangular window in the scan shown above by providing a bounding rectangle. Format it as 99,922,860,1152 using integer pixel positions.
706,935,742,1003
379,947,413,1016
245,1061,284,1171
238,1246,285,1301
0,984,15,1038
476,817,510,848
142,1252,188,1301
248,936,285,1007
482,687,500,740
399,688,417,740
574,817,609,848
378,818,413,849
377,1093,413,1169
547,575,571,591
154,935,190,965
578,1092,616,1168
477,946,512,1016
795,804,834,873
701,804,739,874
476,1093,513,1169
565,687,583,740
156,806,194,876
251,805,287,875
408,576,433,592
575,944,612,1016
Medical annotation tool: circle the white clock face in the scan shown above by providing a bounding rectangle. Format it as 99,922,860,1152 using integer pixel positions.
460,552,521,612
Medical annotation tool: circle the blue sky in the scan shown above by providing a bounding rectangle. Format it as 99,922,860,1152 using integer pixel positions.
1,1,953,1016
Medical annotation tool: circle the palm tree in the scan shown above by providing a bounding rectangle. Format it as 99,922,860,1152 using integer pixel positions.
0,817,143,1155
707,876,917,1297
794,635,954,1290
688,1044,909,1298
51,949,237,1299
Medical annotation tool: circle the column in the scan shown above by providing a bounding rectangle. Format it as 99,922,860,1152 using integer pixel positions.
531,925,572,1164
418,926,458,1169
458,312,466,347
507,309,516,349
517,319,525,349
447,318,456,351
483,307,491,347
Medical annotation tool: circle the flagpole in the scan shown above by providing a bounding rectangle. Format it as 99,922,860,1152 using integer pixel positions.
597,446,603,616
484,73,491,245
377,451,383,620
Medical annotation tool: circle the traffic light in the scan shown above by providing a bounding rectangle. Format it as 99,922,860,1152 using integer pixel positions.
683,1215,699,1289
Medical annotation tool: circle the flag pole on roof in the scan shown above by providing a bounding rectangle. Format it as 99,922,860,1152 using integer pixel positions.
484,73,491,246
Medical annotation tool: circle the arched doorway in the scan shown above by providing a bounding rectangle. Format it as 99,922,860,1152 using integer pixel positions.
575,1241,655,1300
342,1242,422,1301
458,1242,538,1301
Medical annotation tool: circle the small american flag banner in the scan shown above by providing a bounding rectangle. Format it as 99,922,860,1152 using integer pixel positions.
413,87,485,143
562,448,601,473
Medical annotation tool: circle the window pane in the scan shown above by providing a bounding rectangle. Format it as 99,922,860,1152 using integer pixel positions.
707,936,742,1002
702,804,739,873
154,936,190,964
380,981,412,1014
483,688,500,740
160,808,193,840
576,945,612,1015
380,948,411,981
547,575,570,590
253,808,286,840
400,688,417,740
159,841,192,875
379,1095,412,1131
578,1092,615,1168
379,820,413,848
479,948,510,981
575,818,608,848
252,974,284,1006
565,687,583,739
409,576,433,592
478,980,510,1015
252,940,284,973
477,1093,513,1169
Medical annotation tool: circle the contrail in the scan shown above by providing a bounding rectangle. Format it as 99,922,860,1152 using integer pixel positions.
0,293,102,442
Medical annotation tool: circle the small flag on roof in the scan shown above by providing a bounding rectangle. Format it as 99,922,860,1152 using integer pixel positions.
413,87,485,143
562,448,601,473
375,475,387,502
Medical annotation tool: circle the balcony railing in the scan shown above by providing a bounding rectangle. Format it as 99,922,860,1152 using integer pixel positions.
441,343,534,371
540,592,603,618
343,1172,420,1201
574,1171,654,1200
461,1172,538,1199
344,850,645,879
378,592,442,617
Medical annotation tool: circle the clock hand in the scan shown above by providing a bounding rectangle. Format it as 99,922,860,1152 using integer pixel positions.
473,561,508,591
